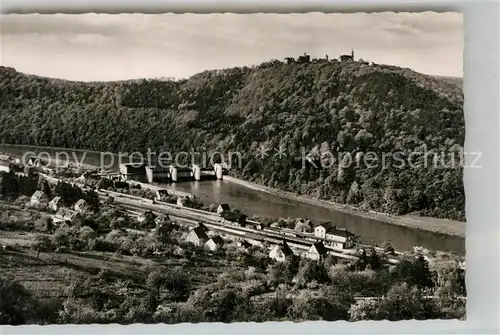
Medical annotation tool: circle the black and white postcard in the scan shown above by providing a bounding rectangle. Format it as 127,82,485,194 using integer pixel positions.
0,12,466,325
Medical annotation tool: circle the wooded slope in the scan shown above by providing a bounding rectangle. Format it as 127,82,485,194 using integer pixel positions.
0,59,465,220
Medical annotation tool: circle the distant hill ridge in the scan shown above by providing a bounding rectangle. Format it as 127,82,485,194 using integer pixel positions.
0,58,465,221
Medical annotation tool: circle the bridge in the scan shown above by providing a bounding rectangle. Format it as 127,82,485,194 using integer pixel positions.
119,162,224,183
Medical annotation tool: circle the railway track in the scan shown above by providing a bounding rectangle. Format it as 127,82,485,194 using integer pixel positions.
105,194,359,260
40,174,361,261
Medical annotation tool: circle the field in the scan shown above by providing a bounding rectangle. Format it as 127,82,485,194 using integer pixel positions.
0,230,245,300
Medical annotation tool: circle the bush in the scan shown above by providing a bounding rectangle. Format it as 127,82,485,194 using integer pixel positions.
0,277,38,325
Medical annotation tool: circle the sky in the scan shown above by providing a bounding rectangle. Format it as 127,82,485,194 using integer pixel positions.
0,12,463,81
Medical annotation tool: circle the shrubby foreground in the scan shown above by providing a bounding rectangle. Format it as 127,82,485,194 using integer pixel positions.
1,196,466,325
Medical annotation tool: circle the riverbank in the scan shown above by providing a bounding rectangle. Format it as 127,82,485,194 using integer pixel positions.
223,175,466,238
0,144,465,238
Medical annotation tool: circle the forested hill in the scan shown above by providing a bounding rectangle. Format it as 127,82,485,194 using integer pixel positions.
0,59,465,221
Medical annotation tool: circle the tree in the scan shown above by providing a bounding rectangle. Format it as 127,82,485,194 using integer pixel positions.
432,259,465,297
84,190,100,212
349,298,379,321
0,277,37,325
32,235,53,260
381,241,395,255
267,258,299,288
391,255,434,290
181,196,204,210
258,288,290,321
146,268,166,301
431,259,466,319
221,209,247,224
154,221,174,244
376,282,438,321
55,181,83,207
287,290,324,321
0,171,19,196
202,287,254,322
59,297,103,324
163,267,191,301
39,179,52,198
294,259,330,288
35,217,54,234
366,248,382,270
45,217,54,234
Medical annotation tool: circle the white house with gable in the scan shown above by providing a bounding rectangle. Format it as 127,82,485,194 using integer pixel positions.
205,235,225,252
74,199,90,213
269,242,294,262
48,196,61,212
30,191,49,206
314,222,355,249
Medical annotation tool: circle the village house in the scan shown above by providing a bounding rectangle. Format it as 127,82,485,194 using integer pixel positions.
247,238,265,249
269,242,294,262
314,223,355,249
52,208,79,224
205,235,225,252
185,226,208,247
155,189,169,201
137,211,155,224
137,213,146,223
75,174,86,183
0,155,16,173
176,194,195,207
0,155,19,164
217,204,230,215
236,239,253,250
74,199,90,213
294,219,314,233
25,155,39,167
48,196,61,212
0,160,13,173
30,191,49,206
270,221,280,228
154,213,170,225
305,242,328,261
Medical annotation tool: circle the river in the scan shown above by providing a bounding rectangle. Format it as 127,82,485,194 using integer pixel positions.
0,144,465,255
